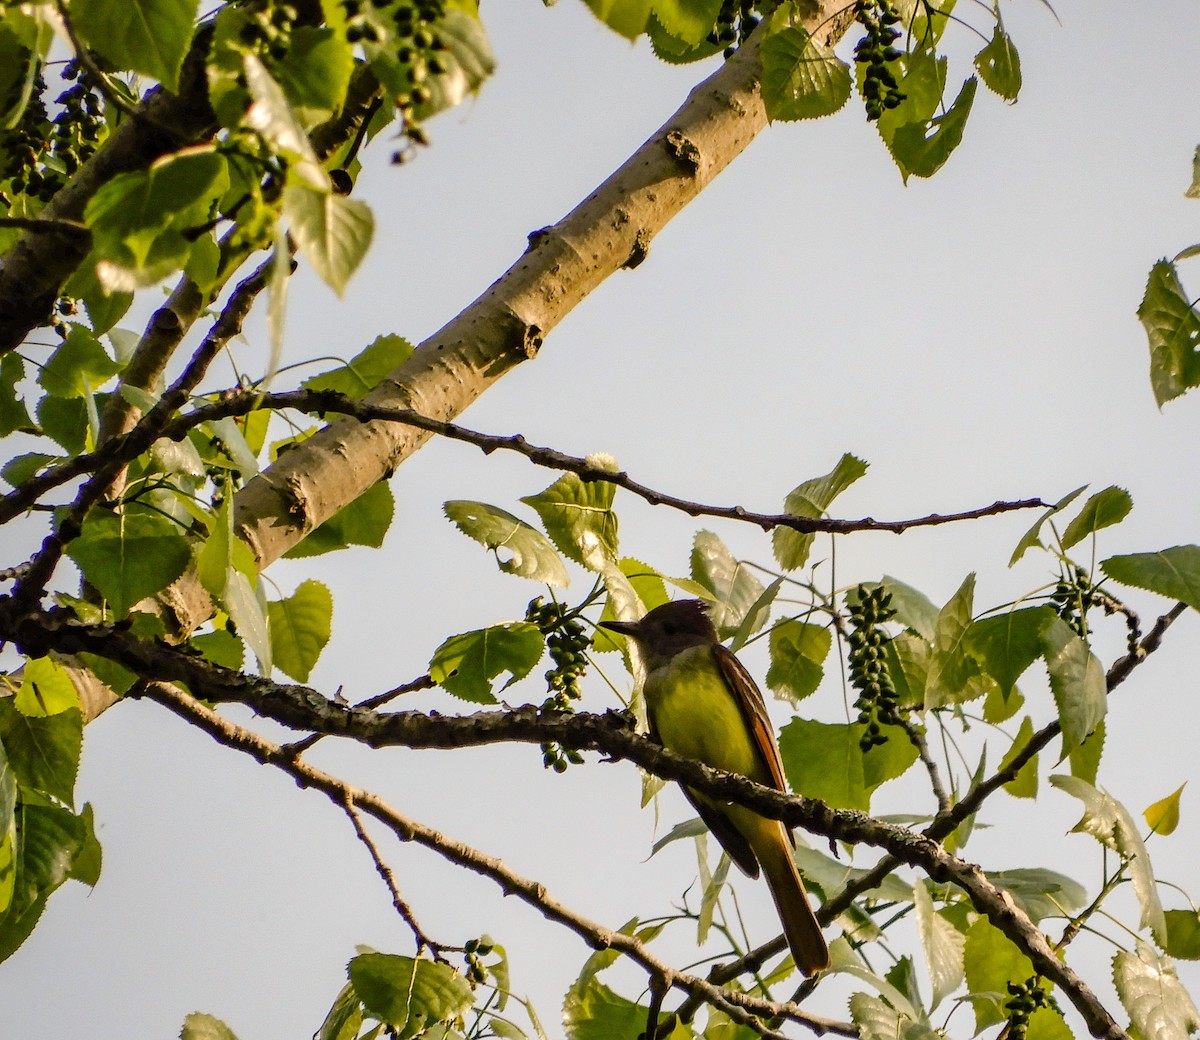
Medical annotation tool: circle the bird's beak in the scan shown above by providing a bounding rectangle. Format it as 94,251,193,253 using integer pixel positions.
599,618,641,639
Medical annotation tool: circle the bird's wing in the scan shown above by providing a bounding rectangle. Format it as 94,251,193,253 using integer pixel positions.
713,643,793,805
647,704,761,878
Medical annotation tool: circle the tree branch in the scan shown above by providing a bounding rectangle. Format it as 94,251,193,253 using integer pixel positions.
143,680,857,1038
0,386,1049,536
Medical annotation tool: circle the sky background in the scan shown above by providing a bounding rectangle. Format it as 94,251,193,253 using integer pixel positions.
4,1,1200,1037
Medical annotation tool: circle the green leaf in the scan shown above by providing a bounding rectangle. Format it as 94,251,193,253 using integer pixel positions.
766,619,830,704
348,953,473,1039
761,21,851,121
224,569,271,674
890,76,977,182
772,453,868,570
1113,943,1200,1040
912,882,964,1007
879,575,938,641
885,632,931,709
286,480,395,558
1102,545,1200,610
689,530,765,637
190,629,245,671
989,867,1086,922
1024,1007,1073,1040
964,605,1053,697
1139,260,1200,406
1040,615,1106,757
0,701,81,805
180,1012,241,1040
594,557,669,653
37,325,121,398
15,657,79,716
650,0,721,45
1144,783,1186,836
963,918,1035,1031
982,678,1022,725
778,718,916,812
429,623,544,704
563,974,651,1040
66,507,191,618
284,183,374,295
69,0,197,91
1060,486,1133,551
521,472,618,572
848,993,939,1040
925,573,983,708
647,14,722,63
1010,485,1087,565
69,803,102,887
411,9,495,120
302,335,414,398
974,25,1021,100
1051,775,1166,943
37,395,91,454
443,501,569,587
268,580,333,682
0,354,34,436
275,27,354,124
85,147,230,291
581,0,652,39
315,983,364,1040
1069,719,1104,784
998,716,1038,799
1164,910,1200,960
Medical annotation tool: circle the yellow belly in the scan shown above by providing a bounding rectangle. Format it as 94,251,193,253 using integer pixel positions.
644,644,770,786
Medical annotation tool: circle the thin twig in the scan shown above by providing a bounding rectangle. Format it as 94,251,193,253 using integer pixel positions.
340,790,445,959
0,386,1050,536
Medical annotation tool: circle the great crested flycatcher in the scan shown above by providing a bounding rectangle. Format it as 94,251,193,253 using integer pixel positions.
602,599,830,976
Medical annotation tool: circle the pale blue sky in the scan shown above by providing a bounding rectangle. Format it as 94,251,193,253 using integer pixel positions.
4,2,1200,1037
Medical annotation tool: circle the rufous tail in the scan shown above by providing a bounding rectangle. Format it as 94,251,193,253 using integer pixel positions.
761,839,830,976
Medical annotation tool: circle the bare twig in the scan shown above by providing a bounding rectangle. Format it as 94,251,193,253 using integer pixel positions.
340,790,445,958
0,386,1049,536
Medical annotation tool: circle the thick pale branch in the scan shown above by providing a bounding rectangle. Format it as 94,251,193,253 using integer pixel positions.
228,6,853,576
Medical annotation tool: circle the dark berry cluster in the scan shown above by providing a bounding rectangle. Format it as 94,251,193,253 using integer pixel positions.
237,2,299,62
462,935,493,986
0,62,102,205
1004,977,1056,1039
1050,565,1098,637
705,0,760,60
526,596,591,772
846,585,901,751
339,0,448,157
852,0,906,121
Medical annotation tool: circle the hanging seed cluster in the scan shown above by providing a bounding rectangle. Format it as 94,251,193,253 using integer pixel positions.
846,585,901,751
526,596,591,772
1050,565,1098,637
340,0,449,156
705,0,760,60
852,0,906,121
237,2,299,62
0,62,102,205
1004,977,1057,1039
462,935,493,986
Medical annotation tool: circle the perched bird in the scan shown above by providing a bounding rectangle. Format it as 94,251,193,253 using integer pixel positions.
602,599,830,975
